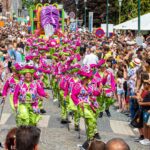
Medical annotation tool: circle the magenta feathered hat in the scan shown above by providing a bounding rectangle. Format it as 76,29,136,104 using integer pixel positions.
55,44,60,49
70,45,77,50
12,62,24,71
90,64,97,69
34,71,42,79
75,54,81,61
63,37,69,44
47,39,57,48
38,45,49,52
68,63,81,73
97,59,106,68
72,64,81,70
78,65,93,78
18,61,36,74
25,51,39,61
32,43,39,47
76,39,81,46
37,38,45,43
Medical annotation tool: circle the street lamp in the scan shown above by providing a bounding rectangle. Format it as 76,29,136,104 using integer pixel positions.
106,0,109,38
118,0,122,24
48,0,51,3
75,0,79,31
138,0,141,34
84,0,87,29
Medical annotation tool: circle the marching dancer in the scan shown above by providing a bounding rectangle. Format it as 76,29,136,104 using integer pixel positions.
13,62,49,126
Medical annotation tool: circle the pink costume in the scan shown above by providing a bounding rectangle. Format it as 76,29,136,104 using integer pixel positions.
13,81,47,110
68,77,76,94
92,72,103,87
102,71,116,97
39,56,47,68
59,74,70,97
2,76,19,96
2,76,22,110
71,82,89,106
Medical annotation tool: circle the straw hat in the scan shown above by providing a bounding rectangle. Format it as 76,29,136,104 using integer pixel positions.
133,58,141,66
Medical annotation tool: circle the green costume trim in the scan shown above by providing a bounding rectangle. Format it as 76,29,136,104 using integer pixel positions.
78,104,97,140
9,94,15,111
97,94,115,113
68,95,80,126
16,103,41,126
59,90,69,120
42,74,50,88
19,69,35,74
38,99,43,109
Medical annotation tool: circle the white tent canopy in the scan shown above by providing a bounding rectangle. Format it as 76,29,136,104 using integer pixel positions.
114,13,150,31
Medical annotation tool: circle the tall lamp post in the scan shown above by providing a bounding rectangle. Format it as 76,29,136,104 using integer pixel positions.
138,0,141,34
75,0,79,31
106,0,109,38
118,0,122,24
84,0,87,28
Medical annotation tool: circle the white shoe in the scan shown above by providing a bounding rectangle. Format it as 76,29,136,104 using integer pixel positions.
53,99,58,102
140,139,150,145
117,109,122,113
133,128,139,132
77,144,85,150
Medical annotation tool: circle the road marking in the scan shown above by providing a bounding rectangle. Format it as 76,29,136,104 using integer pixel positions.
38,115,50,128
0,113,11,125
110,120,135,136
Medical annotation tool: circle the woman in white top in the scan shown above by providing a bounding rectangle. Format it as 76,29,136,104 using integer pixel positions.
117,71,126,112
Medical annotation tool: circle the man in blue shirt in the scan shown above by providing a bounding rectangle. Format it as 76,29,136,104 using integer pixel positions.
14,44,23,63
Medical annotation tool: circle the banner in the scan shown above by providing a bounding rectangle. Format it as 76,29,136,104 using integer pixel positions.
101,24,114,37
89,12,93,33
70,22,76,31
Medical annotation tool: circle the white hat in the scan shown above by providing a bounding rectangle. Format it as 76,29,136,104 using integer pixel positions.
133,58,141,66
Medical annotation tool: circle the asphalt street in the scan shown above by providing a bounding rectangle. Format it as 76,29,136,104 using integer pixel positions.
0,91,149,150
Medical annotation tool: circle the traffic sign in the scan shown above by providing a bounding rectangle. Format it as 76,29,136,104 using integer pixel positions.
95,28,105,38
69,12,75,19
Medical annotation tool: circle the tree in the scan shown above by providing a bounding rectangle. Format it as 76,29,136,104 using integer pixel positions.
22,0,150,26
121,0,150,23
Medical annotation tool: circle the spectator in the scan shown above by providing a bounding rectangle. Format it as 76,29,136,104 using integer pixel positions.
124,58,141,120
5,127,17,150
137,80,150,145
88,140,105,150
7,44,15,59
14,44,23,63
105,138,130,150
16,126,41,150
116,71,126,113
83,47,98,65
130,72,150,145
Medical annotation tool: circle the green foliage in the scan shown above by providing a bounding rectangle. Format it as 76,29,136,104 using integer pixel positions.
22,0,40,9
120,0,150,23
22,0,150,25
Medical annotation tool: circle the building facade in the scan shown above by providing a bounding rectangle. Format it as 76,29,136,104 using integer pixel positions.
1,0,11,16
1,0,22,17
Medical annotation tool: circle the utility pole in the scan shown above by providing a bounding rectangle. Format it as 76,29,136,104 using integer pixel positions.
118,0,123,24
106,0,109,38
138,0,141,34
84,0,87,28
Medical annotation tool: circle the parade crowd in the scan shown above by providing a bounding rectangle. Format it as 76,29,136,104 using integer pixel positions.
0,20,150,150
